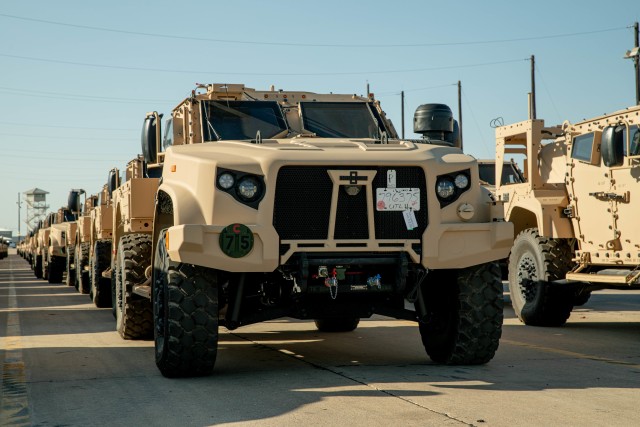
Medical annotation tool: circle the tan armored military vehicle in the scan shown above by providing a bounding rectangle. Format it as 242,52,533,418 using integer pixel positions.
135,84,512,377
47,207,75,283
34,214,55,279
74,194,98,294
89,178,118,308
495,105,640,326
63,190,85,288
0,237,8,260
21,233,33,263
26,229,38,269
111,155,160,338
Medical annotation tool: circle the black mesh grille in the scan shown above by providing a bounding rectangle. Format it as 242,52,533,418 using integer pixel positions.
372,167,427,239
273,167,332,240
273,166,427,241
335,188,368,239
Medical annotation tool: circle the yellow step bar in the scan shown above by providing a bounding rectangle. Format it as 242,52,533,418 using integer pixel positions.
566,270,640,285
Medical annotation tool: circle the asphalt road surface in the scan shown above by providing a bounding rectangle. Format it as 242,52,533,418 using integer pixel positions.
2,251,640,427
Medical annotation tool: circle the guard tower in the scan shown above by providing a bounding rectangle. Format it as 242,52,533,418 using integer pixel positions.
24,188,49,233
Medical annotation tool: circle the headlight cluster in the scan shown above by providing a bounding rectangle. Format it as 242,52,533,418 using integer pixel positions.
216,168,265,208
435,170,471,207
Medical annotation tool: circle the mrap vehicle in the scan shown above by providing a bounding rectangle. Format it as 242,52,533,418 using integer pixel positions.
495,105,640,326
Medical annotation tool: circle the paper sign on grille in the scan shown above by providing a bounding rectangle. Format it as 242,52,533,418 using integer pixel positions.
376,188,420,211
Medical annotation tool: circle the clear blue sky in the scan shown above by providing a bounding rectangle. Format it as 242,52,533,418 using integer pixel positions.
1,0,639,235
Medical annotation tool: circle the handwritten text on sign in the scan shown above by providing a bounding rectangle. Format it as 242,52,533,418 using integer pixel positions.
376,188,420,211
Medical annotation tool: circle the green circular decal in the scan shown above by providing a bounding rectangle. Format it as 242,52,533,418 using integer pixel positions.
219,223,254,258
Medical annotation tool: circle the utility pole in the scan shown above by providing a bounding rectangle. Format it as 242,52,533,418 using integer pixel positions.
401,90,405,139
624,23,640,104
636,22,640,105
17,192,21,240
457,80,463,150
530,55,537,119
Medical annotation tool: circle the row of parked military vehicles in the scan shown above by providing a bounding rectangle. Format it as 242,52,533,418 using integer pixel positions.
15,82,640,377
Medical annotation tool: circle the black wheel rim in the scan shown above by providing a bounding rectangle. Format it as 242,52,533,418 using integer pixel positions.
516,254,538,302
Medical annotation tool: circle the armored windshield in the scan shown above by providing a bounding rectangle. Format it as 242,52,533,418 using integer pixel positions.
300,102,384,138
202,101,287,141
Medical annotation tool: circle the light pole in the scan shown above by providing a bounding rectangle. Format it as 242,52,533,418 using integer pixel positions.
17,192,21,241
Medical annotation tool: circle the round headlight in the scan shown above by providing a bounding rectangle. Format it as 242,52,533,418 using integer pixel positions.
436,178,455,199
237,177,260,200
454,174,469,189
218,173,235,190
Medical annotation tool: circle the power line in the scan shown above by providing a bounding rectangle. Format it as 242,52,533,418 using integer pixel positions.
461,88,493,158
533,63,564,124
0,132,131,140
2,153,123,161
0,52,528,76
376,83,458,96
0,13,629,48
0,120,137,131
0,86,172,104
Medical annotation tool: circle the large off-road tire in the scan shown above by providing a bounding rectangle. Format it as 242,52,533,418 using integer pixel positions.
76,243,90,294
115,234,153,340
90,240,112,308
418,261,503,365
48,256,65,284
153,230,219,377
314,317,360,332
42,253,49,280
508,228,574,326
66,245,76,287
110,274,118,320
34,255,43,279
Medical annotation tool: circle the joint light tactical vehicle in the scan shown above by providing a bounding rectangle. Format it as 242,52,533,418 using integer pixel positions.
137,84,512,377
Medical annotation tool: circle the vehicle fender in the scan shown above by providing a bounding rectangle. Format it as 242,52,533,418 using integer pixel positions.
507,199,573,239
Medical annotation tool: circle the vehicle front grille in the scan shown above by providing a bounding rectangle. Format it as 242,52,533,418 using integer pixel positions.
372,166,427,240
273,166,428,241
273,167,333,240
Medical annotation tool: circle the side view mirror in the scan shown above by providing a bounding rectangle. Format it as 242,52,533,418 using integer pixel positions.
108,168,120,198
601,125,624,167
142,112,163,164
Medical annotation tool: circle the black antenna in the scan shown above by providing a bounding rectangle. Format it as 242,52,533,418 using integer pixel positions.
458,80,463,150
401,90,405,139
530,55,537,119
636,22,640,105
626,22,640,105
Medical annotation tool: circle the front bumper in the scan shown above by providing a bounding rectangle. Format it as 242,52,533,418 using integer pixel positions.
165,220,513,272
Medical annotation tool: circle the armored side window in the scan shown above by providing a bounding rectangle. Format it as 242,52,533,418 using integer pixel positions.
571,133,595,163
623,125,640,156
571,131,603,165
162,118,174,149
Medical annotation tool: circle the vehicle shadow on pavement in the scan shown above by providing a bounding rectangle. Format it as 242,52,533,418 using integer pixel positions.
4,255,640,425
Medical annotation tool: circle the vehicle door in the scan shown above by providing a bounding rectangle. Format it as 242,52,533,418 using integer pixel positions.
608,124,640,259
566,129,616,255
